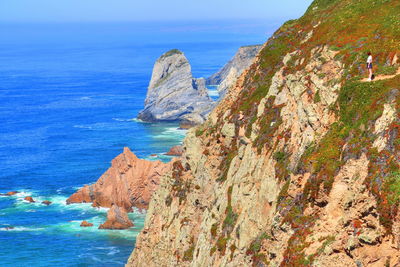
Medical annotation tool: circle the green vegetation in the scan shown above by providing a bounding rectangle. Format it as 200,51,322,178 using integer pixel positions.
245,232,271,266
210,223,218,238
183,245,195,261
160,49,182,59
386,172,400,205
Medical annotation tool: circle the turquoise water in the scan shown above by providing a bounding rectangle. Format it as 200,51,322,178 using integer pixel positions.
0,21,275,266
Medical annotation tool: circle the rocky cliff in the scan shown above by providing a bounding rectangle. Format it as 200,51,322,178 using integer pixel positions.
128,0,400,266
138,49,215,126
207,45,262,97
67,147,172,211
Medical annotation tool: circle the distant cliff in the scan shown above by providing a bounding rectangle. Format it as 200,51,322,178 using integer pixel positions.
138,49,215,127
128,0,400,266
207,45,262,97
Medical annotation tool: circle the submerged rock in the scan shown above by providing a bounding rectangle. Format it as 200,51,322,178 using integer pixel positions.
24,196,35,203
67,147,172,210
137,49,215,126
207,45,262,97
1,191,19,196
165,145,184,156
98,205,134,230
80,221,94,227
41,200,52,206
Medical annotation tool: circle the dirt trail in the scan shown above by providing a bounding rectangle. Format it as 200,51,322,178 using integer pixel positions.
361,67,400,82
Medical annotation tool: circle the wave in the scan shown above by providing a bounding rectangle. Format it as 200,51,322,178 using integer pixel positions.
0,226,44,232
153,127,187,140
208,89,220,97
132,118,149,123
112,118,136,122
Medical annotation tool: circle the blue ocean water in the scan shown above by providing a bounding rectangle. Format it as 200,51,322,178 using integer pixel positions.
0,21,277,266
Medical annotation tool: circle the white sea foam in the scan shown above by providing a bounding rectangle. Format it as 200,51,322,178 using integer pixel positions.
0,226,44,232
132,118,150,123
153,127,187,140
79,96,91,100
112,118,135,122
208,89,220,97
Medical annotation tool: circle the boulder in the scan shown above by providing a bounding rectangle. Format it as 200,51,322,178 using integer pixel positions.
98,205,134,230
137,49,215,125
42,200,52,206
165,145,184,156
67,147,172,210
80,221,94,227
24,196,35,203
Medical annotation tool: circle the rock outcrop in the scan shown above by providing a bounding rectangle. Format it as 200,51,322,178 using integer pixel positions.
67,147,172,210
98,205,134,230
207,45,262,97
137,49,215,126
80,221,93,227
128,0,400,266
41,200,52,206
24,196,35,203
165,145,184,156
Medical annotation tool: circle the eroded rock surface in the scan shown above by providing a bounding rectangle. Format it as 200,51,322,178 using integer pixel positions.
207,45,262,97
98,205,134,230
165,145,184,156
67,147,172,210
138,49,215,126
128,1,400,266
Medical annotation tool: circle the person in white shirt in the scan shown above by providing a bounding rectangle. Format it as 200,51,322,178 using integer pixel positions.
367,52,373,81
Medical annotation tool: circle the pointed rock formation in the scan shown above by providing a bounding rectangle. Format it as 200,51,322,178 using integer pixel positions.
137,49,215,126
98,205,134,230
67,147,172,210
207,45,262,97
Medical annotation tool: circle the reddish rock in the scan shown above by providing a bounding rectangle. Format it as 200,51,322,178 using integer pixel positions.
165,145,184,156
80,221,94,227
66,147,172,210
3,191,19,196
99,205,134,230
42,200,52,206
66,186,92,204
24,196,35,203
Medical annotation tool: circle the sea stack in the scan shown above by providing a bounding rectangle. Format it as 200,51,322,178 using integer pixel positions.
207,45,262,97
137,49,215,127
98,205,134,230
67,147,172,211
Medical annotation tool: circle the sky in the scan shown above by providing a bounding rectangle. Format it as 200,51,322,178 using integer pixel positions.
0,0,313,23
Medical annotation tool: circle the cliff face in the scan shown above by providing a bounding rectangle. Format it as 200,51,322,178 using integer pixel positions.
128,0,400,266
67,147,172,211
138,49,215,126
207,45,262,97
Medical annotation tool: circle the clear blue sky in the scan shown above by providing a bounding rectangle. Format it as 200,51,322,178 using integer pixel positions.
0,0,313,22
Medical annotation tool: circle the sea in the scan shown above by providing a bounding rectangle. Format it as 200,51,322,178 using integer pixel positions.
0,20,280,266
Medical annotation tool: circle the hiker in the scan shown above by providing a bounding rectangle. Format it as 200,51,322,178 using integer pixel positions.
367,52,373,81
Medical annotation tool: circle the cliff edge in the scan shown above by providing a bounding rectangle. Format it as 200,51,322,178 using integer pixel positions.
128,0,400,266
